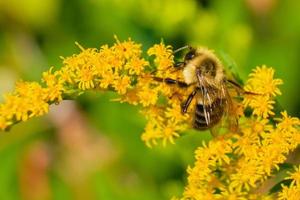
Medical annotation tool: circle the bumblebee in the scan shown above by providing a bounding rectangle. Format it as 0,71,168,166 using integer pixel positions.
154,46,248,132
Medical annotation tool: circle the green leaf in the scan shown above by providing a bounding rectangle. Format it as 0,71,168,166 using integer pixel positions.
269,179,292,194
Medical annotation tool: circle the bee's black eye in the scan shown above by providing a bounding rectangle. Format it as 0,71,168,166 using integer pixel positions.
185,50,195,60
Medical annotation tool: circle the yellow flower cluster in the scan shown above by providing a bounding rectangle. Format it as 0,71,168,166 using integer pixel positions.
278,165,300,200
176,67,300,200
1,37,148,130
0,37,192,147
0,81,50,129
139,44,193,147
0,37,299,199
243,66,283,118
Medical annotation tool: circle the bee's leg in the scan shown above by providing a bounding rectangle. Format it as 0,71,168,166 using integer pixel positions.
153,77,189,88
174,61,185,68
169,61,185,73
226,79,243,93
150,61,185,75
226,79,259,95
228,115,239,133
181,90,197,113
168,92,187,103
210,126,219,138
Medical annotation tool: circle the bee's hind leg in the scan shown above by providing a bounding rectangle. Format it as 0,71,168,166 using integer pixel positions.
210,126,219,138
209,121,229,138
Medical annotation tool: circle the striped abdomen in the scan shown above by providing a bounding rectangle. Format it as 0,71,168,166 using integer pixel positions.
193,98,225,130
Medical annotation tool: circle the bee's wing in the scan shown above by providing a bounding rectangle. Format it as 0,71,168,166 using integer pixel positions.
196,75,209,125
219,51,244,85
220,82,240,132
196,73,220,126
196,70,239,132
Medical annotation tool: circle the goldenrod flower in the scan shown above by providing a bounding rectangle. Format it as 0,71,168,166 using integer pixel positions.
147,43,175,77
276,111,300,133
216,187,248,200
0,81,49,125
183,185,217,200
247,194,275,200
286,165,300,186
0,116,12,130
137,88,158,107
0,37,299,200
162,122,182,145
76,66,96,90
179,64,298,199
141,121,162,148
42,67,57,86
229,159,264,191
42,67,64,102
278,185,300,200
244,65,283,96
248,95,275,118
98,69,114,89
113,75,131,95
243,65,283,118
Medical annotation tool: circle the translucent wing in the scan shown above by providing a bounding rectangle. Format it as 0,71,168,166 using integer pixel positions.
219,51,244,85
196,69,239,133
195,72,224,128
221,82,240,132
196,74,212,126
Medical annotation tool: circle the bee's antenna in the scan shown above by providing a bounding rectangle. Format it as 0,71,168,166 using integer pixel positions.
173,45,191,54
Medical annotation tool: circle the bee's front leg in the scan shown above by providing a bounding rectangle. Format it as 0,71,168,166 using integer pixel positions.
181,90,197,113
173,61,185,68
153,77,189,88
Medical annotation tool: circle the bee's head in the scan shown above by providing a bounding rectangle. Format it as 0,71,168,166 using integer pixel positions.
199,58,217,78
184,48,218,78
181,47,224,84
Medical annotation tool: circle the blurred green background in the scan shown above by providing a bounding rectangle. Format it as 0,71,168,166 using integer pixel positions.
0,0,299,199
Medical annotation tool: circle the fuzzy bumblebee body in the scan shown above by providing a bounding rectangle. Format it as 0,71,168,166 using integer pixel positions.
194,98,226,130
153,46,239,132
183,48,224,85
181,47,229,130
